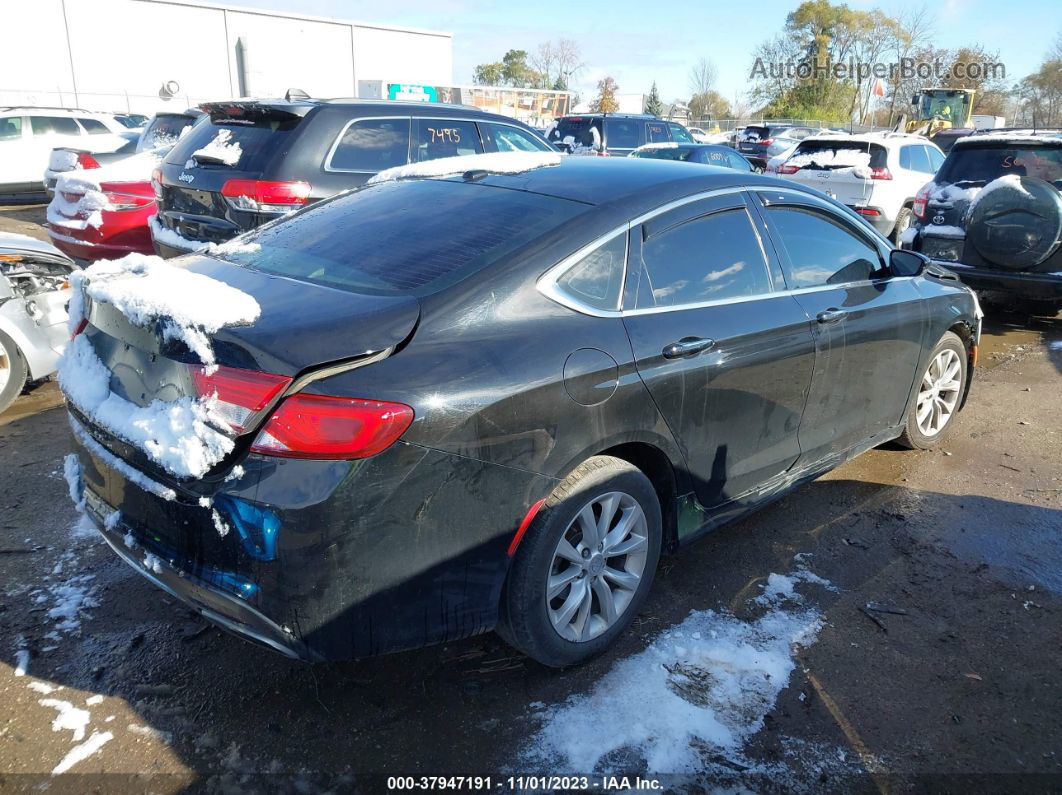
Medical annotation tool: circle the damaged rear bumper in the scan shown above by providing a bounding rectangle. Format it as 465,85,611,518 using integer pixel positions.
88,499,319,661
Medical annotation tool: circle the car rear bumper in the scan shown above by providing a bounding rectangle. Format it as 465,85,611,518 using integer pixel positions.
48,226,154,261
941,263,1062,301
68,410,556,660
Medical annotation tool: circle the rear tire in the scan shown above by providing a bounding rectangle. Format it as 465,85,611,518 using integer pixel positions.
498,456,662,668
0,330,28,416
891,206,913,245
897,331,968,450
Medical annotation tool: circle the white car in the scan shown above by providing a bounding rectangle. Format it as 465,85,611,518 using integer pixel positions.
1,107,128,201
0,233,76,414
687,127,712,143
776,132,945,242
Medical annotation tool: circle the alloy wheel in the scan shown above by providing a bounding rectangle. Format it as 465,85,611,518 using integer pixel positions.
916,348,962,436
545,491,649,642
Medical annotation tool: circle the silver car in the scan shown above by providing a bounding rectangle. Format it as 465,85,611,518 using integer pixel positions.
0,233,76,414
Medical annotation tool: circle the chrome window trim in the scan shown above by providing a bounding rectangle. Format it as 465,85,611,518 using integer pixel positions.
323,115,413,174
536,184,913,319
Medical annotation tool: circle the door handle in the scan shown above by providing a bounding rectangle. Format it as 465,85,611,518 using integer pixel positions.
662,337,716,359
816,308,847,324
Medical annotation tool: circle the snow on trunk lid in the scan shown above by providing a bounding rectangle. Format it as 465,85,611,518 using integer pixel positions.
60,253,261,479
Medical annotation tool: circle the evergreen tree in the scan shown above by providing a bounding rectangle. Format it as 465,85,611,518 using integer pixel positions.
645,82,663,117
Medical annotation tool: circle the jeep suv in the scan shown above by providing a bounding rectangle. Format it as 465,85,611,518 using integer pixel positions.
546,114,694,157
902,130,1062,312
778,133,945,242
150,99,555,257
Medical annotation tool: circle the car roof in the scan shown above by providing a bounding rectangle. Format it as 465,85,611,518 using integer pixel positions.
952,129,1062,148
559,113,659,120
468,156,790,209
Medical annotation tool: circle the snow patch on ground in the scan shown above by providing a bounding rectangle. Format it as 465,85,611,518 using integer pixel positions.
46,573,99,634
39,698,91,742
368,151,561,185
523,564,832,774
52,730,113,775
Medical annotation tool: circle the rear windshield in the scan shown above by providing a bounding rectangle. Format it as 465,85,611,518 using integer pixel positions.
789,140,887,170
937,143,1062,186
548,117,600,148
632,147,693,161
216,179,589,296
139,114,199,152
164,115,300,172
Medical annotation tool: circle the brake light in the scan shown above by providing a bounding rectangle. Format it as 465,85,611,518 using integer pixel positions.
778,163,800,174
759,138,773,146
190,364,292,433
221,179,311,213
869,167,892,180
596,151,611,157
855,208,881,217
250,395,414,460
151,167,164,201
77,153,101,169
913,183,931,219
102,190,154,211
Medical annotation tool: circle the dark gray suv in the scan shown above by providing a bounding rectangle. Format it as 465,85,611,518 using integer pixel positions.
150,99,556,258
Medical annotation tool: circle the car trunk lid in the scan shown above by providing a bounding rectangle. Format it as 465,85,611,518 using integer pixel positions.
783,140,887,206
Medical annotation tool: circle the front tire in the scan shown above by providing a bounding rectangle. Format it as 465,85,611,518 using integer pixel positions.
498,456,662,668
0,330,29,416
897,331,968,449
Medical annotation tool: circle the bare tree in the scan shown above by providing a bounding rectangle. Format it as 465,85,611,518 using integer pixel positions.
689,57,717,96
555,38,585,89
884,6,935,124
531,41,557,89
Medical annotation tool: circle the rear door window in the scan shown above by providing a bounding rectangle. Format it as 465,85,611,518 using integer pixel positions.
767,207,882,288
926,146,945,172
78,118,111,135
0,116,22,141
632,208,773,309
647,122,669,143
31,116,81,136
480,122,552,153
605,119,645,150
901,145,932,173
668,123,694,143
412,118,482,162
328,118,410,172
726,151,753,171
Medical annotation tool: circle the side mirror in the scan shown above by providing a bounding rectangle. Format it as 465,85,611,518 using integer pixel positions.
890,249,929,277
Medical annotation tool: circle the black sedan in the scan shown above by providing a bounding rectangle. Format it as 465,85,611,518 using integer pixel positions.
66,156,981,667
628,143,756,171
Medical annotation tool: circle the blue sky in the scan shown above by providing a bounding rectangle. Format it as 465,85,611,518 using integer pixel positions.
221,0,1058,104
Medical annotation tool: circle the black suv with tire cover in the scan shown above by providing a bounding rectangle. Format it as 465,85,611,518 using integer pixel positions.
150,99,556,258
903,131,1062,313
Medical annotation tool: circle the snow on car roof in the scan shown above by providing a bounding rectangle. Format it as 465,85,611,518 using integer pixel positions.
367,151,562,185
954,129,1062,147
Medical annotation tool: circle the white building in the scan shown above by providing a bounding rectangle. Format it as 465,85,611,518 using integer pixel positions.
2,0,453,114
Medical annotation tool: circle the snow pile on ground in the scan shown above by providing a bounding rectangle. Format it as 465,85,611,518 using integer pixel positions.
523,564,831,774
46,573,99,634
188,128,243,167
38,695,113,775
47,153,162,230
368,151,561,184
59,253,260,479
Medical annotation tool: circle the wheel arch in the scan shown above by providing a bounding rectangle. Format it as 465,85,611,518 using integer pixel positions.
596,441,680,553
946,319,977,410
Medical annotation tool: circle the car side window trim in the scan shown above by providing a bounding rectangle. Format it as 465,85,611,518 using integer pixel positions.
537,184,915,319
750,185,893,257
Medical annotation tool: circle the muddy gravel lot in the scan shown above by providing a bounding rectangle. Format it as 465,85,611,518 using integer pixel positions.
1,206,1060,793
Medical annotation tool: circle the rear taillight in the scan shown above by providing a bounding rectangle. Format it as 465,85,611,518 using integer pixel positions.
759,138,773,146
190,364,292,434
151,167,164,201
220,179,311,213
77,153,101,169
103,190,154,211
869,167,892,180
778,164,800,174
250,395,414,460
855,208,881,217
913,183,931,219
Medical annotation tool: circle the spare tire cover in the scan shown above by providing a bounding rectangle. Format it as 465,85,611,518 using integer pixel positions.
967,176,1062,269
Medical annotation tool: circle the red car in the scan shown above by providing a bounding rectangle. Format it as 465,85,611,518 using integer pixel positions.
46,174,156,261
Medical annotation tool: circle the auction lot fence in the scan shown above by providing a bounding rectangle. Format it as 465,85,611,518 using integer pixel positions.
685,118,893,134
